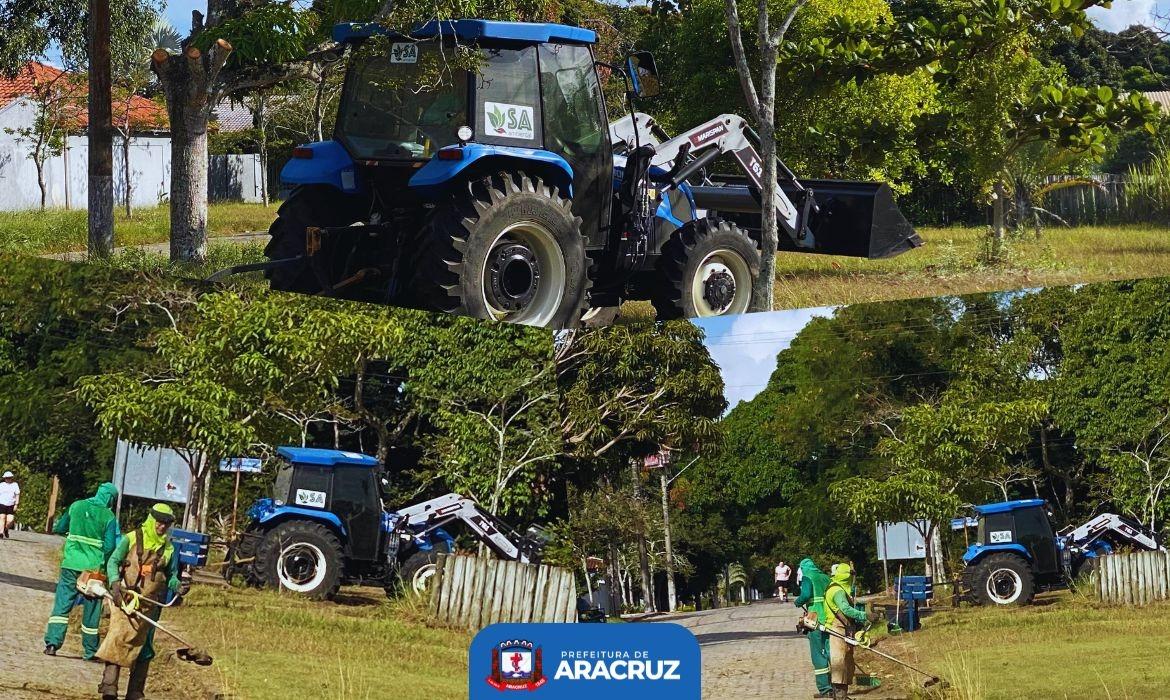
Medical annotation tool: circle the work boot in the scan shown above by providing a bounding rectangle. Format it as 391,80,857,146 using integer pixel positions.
832,684,850,700
99,662,121,699
125,658,151,700
43,644,57,656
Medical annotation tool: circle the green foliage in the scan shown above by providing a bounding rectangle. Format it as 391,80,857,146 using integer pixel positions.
194,4,319,70
1124,144,1170,224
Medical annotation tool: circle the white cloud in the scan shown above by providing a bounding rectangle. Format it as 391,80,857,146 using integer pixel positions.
1087,0,1160,32
696,307,835,411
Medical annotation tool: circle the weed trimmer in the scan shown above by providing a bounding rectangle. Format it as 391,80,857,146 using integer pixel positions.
78,577,213,666
796,611,941,688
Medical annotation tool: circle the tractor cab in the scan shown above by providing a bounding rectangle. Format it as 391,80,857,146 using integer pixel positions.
962,500,1062,579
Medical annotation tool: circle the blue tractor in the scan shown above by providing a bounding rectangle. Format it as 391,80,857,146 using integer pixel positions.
225,447,546,599
957,499,1162,606
232,19,919,328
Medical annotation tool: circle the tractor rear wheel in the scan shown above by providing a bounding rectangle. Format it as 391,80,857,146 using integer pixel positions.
263,186,361,295
399,550,441,597
257,520,343,600
652,218,760,320
971,553,1035,606
412,172,590,328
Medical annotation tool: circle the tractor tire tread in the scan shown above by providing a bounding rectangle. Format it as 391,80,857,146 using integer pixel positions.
970,552,1035,606
256,520,343,600
652,217,761,320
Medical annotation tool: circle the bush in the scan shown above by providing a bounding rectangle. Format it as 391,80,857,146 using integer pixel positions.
1125,146,1170,224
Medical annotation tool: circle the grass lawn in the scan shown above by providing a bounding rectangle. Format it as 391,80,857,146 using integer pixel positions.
620,223,1170,320
163,585,471,700
868,592,1170,699
0,202,276,256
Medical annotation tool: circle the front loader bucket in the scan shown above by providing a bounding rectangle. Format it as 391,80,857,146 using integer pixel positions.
692,176,922,260
788,179,922,259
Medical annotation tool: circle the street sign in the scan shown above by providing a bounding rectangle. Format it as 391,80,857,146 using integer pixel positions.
875,521,929,561
643,451,671,469
219,457,263,474
112,440,192,505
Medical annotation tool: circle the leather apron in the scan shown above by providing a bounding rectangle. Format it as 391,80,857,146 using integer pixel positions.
96,529,168,668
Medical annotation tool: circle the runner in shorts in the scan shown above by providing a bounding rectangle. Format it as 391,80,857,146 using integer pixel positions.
0,470,20,538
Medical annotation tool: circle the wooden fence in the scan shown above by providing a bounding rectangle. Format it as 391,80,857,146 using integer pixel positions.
429,553,577,629
1094,550,1170,605
1039,174,1130,226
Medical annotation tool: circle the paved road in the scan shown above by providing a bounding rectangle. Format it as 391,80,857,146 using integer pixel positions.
666,597,817,699
665,597,907,700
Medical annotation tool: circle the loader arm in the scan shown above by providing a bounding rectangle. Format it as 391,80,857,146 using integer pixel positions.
392,493,538,563
609,112,811,247
1063,513,1164,553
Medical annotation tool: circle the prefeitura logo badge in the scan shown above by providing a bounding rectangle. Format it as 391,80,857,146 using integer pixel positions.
470,623,700,699
488,639,547,690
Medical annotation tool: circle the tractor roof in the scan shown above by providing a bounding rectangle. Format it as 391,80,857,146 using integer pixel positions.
276,446,380,468
332,20,597,46
973,499,1047,515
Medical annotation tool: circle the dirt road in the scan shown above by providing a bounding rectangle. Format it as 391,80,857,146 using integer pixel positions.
0,530,218,699
666,597,907,700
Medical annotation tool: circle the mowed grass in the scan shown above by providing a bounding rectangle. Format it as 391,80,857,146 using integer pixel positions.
165,585,471,700
868,593,1170,700
619,223,1170,320
0,202,277,255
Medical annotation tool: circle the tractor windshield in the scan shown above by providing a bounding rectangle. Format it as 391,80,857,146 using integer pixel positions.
336,41,469,160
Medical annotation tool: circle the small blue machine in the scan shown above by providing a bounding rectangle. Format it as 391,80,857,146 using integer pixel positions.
895,575,932,632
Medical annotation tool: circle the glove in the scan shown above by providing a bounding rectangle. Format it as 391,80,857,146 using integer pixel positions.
109,581,124,603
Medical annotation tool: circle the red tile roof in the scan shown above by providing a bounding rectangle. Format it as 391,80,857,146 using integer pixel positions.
0,61,169,132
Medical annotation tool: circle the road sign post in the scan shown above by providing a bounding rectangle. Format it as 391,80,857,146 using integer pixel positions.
219,458,262,540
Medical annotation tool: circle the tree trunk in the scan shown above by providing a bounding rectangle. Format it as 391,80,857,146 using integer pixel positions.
36,158,47,210
630,460,655,612
752,57,779,313
991,180,1007,261
88,0,115,258
313,64,327,142
152,42,232,264
122,125,132,217
660,470,677,612
256,93,269,207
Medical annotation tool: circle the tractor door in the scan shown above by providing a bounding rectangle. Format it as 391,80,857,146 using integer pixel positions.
1014,506,1060,577
330,466,383,562
538,44,613,249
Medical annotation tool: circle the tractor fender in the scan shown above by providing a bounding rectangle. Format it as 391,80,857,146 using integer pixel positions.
962,542,1031,566
409,144,573,197
279,140,364,196
414,526,456,552
254,504,348,540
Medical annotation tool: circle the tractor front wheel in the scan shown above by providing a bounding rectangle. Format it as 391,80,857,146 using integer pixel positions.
653,218,760,320
413,172,590,328
971,553,1035,606
256,520,343,600
399,550,441,597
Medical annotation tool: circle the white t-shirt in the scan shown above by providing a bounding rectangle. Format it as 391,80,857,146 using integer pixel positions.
775,563,791,581
0,482,19,507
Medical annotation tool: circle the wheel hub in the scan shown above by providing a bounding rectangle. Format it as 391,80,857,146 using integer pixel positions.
702,266,736,313
488,243,541,312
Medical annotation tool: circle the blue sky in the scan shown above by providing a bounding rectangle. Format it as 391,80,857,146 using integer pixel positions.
692,306,835,412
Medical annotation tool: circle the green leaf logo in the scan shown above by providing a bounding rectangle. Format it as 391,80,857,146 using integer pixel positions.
488,106,505,130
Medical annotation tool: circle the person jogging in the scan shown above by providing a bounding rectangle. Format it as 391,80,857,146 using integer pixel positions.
0,470,20,538
43,482,120,658
774,560,792,602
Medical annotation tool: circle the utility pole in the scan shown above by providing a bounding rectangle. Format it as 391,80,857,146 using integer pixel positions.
87,0,114,257
660,465,677,612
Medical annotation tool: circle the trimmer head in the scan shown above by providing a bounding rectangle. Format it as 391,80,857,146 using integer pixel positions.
177,647,214,666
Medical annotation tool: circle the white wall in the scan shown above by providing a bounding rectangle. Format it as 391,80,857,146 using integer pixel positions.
0,98,263,211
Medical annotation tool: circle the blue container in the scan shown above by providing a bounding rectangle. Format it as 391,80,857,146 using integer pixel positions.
170,528,210,567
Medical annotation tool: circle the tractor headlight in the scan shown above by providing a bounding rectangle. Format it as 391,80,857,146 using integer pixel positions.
457,125,473,143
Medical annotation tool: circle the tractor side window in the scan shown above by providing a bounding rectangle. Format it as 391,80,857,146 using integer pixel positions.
290,465,332,510
1015,507,1059,573
981,513,1013,544
272,462,294,505
475,47,541,147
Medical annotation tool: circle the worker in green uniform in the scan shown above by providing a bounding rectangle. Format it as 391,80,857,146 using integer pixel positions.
43,482,120,658
793,558,833,698
96,503,181,700
824,563,869,700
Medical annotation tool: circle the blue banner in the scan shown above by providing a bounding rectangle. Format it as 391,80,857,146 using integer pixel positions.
469,622,700,699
